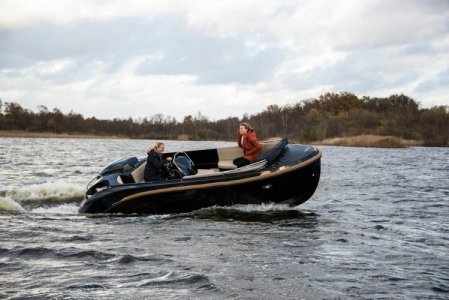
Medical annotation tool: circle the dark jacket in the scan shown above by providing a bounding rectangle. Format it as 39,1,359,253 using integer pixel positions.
237,130,261,161
144,149,168,181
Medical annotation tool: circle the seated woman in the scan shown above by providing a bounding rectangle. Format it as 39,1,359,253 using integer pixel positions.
233,122,262,168
144,142,173,182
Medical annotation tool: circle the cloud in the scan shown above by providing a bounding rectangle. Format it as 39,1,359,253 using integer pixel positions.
415,68,449,92
0,1,183,29
0,0,448,121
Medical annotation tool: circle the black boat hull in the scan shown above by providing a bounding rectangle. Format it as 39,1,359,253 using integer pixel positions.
79,142,322,214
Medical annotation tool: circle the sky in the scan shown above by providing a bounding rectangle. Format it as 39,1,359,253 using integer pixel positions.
1,0,448,121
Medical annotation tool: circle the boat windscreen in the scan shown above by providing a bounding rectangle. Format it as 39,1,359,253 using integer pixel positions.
175,156,197,176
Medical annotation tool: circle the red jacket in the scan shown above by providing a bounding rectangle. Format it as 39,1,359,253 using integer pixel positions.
237,130,261,161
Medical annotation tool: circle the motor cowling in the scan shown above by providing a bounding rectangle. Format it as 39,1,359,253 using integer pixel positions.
99,157,139,176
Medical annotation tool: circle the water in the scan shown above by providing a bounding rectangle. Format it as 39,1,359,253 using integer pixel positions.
0,138,448,299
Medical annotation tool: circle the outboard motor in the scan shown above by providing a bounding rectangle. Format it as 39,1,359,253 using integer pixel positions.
100,157,139,176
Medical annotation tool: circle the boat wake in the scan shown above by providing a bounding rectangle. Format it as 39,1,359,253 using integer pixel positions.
0,181,84,214
0,195,25,213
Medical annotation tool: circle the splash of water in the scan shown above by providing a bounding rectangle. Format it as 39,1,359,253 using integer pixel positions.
30,203,80,214
0,195,26,213
228,203,292,212
0,181,85,213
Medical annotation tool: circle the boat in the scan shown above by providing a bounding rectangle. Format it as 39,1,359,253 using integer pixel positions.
78,138,322,214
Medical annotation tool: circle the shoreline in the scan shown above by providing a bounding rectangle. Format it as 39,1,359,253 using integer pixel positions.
0,130,433,147
311,135,424,148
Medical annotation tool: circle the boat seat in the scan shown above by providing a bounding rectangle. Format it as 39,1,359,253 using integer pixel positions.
131,162,146,183
216,140,280,170
217,146,242,170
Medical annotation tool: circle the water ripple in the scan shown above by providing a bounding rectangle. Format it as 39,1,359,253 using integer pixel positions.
0,140,448,299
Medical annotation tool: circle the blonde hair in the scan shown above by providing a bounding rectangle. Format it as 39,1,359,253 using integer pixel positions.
147,142,164,154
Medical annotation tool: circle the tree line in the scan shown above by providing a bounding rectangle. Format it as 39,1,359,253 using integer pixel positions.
0,93,448,146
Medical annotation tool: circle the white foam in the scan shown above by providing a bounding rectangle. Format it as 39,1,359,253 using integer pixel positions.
5,181,84,203
30,203,80,214
0,181,84,214
226,203,292,212
0,196,26,213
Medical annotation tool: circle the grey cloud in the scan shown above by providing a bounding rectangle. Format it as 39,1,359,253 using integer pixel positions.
0,17,190,74
133,18,284,84
0,18,147,67
415,68,449,93
136,44,284,84
333,1,449,52
400,0,449,12
0,15,284,85
197,48,284,85
278,51,373,92
0,53,34,69
279,48,426,94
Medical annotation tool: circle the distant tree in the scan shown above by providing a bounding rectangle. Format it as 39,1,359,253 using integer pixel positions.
302,108,326,141
87,117,97,134
182,115,193,136
362,94,419,114
66,110,86,133
4,102,29,130
264,104,283,137
420,106,449,146
347,109,379,135
0,99,4,129
49,108,64,133
326,114,347,137
163,115,177,137
37,105,50,131
318,92,362,114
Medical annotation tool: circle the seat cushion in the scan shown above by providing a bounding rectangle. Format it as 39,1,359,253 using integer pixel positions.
131,162,146,183
217,146,242,170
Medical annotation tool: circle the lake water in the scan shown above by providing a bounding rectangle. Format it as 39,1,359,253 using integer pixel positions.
0,137,448,299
